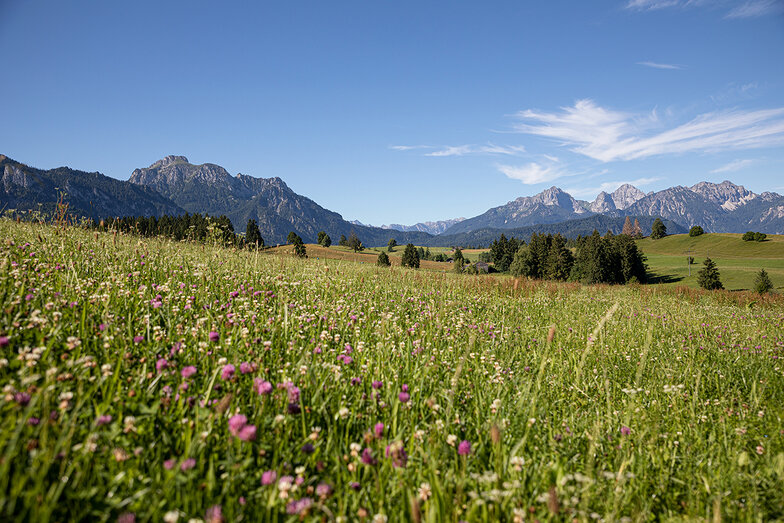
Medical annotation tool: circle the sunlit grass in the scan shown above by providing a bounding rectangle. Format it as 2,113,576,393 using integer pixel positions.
0,220,782,522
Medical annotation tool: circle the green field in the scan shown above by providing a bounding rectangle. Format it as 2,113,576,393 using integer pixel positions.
1,220,783,521
637,233,784,291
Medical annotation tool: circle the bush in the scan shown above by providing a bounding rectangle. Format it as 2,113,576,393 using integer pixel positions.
376,251,391,267
753,268,774,294
689,226,704,237
742,231,767,242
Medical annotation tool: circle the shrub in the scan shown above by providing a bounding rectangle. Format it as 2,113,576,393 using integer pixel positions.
743,231,767,242
689,226,704,237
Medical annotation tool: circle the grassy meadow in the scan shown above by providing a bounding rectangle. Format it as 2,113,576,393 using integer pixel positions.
638,233,784,291
1,219,783,522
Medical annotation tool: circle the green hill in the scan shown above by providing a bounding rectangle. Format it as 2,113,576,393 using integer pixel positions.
637,233,784,291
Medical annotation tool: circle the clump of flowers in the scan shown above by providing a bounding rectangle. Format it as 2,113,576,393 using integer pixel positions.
228,414,257,441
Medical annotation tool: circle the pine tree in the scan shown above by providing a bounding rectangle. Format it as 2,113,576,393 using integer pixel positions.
401,244,420,269
317,231,326,245
632,218,643,238
320,234,331,247
453,247,465,273
376,251,391,267
697,257,723,290
387,238,397,252
287,231,299,244
339,234,348,247
245,219,263,249
753,268,774,294
348,232,363,252
621,216,634,236
294,242,307,258
545,234,574,281
651,218,667,239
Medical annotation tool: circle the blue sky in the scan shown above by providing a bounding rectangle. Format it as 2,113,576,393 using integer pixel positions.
1,0,783,225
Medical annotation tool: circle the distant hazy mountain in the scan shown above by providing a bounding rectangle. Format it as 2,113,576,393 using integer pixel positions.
448,181,784,235
382,218,466,235
129,156,432,245
1,154,184,220
443,187,590,235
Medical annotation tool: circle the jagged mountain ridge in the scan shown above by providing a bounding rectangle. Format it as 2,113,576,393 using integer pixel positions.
381,218,466,235
444,180,784,235
0,155,184,220
129,156,432,245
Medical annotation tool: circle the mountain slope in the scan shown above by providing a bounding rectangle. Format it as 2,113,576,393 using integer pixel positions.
129,156,432,245
1,154,184,220
443,187,590,235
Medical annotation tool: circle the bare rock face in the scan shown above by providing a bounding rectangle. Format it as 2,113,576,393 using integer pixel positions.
690,181,756,211
590,192,616,213
610,184,645,210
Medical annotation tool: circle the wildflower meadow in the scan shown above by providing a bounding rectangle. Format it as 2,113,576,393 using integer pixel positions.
0,219,782,522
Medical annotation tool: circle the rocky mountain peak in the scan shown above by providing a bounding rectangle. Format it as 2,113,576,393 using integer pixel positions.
690,180,756,211
149,155,189,169
590,191,616,213
610,184,645,210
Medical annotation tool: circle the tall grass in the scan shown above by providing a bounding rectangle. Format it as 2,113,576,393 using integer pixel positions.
0,219,782,522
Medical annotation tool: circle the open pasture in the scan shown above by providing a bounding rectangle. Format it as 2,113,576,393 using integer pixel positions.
638,233,784,291
0,220,783,521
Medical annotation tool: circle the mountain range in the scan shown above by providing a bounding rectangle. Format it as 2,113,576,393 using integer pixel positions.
3,153,784,246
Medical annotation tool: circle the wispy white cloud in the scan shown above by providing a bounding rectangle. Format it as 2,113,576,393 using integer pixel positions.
514,99,784,162
389,145,430,151
391,143,526,157
626,0,680,10
726,0,784,18
564,177,660,198
626,0,783,17
710,158,755,173
637,61,684,70
497,162,566,184
426,144,526,157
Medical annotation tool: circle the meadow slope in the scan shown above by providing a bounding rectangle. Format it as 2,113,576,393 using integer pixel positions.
0,220,783,522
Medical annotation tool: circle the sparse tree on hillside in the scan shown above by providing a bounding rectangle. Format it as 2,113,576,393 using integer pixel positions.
339,234,348,247
689,226,704,237
245,219,263,249
754,268,774,294
697,257,723,290
317,231,326,245
401,244,420,269
320,234,332,247
376,251,391,267
287,231,299,245
621,216,634,236
294,242,307,258
651,218,667,239
387,238,397,252
743,231,767,242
